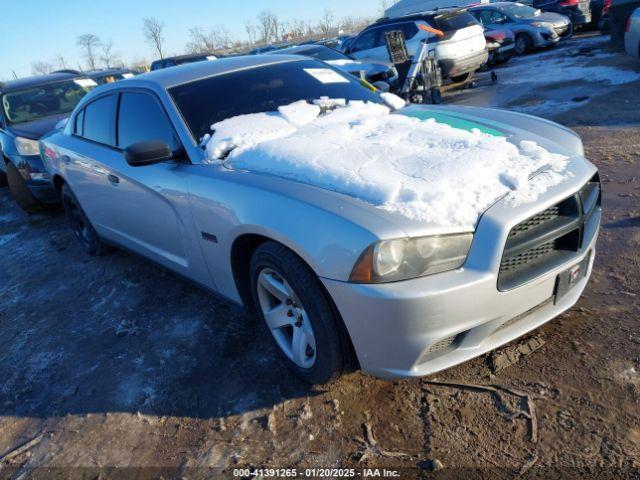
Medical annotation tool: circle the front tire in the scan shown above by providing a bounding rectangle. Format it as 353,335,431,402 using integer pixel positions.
515,33,533,55
6,162,40,213
250,242,345,384
61,183,109,256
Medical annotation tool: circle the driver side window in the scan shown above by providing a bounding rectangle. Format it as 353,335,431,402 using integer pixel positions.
117,92,179,152
350,29,378,53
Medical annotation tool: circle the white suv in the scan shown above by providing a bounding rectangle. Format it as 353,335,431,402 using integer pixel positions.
344,9,488,81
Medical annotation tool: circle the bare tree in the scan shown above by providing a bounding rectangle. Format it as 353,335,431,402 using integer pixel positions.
101,40,117,68
186,26,232,54
54,53,68,70
318,9,335,35
245,21,256,44
143,17,165,59
76,34,101,70
256,10,281,43
31,61,54,75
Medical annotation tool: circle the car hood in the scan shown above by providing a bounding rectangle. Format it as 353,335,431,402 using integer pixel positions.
8,113,70,140
522,12,571,25
208,101,588,236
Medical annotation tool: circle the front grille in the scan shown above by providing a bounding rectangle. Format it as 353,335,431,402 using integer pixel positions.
498,174,601,291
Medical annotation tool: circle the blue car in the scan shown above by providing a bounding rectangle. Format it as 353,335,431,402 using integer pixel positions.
0,72,96,211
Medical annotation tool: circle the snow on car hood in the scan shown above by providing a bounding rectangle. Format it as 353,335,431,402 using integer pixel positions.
204,100,570,229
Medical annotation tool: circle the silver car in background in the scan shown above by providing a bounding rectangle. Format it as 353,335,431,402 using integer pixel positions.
625,6,640,58
40,56,600,384
470,3,573,55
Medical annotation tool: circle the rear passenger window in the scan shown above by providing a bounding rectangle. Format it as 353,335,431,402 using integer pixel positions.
400,22,419,40
83,95,116,145
117,92,178,151
74,108,85,135
351,29,378,52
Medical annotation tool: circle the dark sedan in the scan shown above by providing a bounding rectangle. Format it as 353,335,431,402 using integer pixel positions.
0,72,96,211
271,45,399,90
504,0,592,25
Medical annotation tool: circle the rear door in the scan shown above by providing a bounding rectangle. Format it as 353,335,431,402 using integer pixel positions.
69,89,193,274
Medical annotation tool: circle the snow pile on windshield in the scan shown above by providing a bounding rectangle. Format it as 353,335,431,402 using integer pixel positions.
204,101,569,228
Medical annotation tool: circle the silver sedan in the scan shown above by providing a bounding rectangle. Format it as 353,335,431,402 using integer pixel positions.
40,56,600,384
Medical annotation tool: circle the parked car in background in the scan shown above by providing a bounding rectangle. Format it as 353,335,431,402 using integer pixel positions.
599,0,612,31
625,6,640,58
344,9,488,81
590,0,606,27
150,53,217,71
484,27,517,64
249,43,292,54
504,0,591,26
384,0,482,17
85,68,137,84
271,45,399,89
470,3,572,55
0,72,96,211
609,0,640,46
315,35,354,50
41,56,600,384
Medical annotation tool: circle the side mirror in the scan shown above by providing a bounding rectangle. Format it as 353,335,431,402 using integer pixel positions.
124,140,173,167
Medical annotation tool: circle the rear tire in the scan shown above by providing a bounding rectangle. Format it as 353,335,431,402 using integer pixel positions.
0,169,7,188
450,71,473,83
515,33,533,55
6,162,40,213
61,183,110,256
250,241,345,384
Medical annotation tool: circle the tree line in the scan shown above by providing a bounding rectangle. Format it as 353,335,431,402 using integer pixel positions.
29,3,391,76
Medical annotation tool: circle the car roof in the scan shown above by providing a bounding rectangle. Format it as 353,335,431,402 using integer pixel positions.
85,68,133,76
99,54,305,90
273,45,333,55
152,53,214,64
0,72,86,93
370,7,463,26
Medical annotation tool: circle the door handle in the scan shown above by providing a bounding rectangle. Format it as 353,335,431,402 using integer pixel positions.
107,174,120,185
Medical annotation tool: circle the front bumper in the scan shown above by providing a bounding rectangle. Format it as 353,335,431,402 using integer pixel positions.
322,163,600,379
8,153,58,204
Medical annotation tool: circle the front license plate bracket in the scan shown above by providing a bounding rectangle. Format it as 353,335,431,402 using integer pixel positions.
554,251,591,304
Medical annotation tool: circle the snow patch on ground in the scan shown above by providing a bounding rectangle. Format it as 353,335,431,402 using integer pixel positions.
205,101,569,229
0,232,18,246
500,43,639,86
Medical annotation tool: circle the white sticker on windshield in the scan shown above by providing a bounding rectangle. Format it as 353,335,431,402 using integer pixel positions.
304,68,350,84
74,78,98,88
206,55,217,61
121,73,134,78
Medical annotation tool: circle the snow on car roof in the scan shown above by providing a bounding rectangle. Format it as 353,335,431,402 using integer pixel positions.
204,100,570,229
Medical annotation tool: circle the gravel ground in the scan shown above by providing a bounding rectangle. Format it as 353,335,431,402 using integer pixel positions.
0,33,639,479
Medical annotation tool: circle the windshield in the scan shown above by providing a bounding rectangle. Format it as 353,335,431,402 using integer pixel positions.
293,47,350,61
169,59,383,141
1,79,95,125
92,72,134,84
500,3,539,18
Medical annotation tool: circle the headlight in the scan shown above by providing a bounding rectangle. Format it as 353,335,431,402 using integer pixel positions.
350,233,474,283
15,136,40,156
531,21,554,29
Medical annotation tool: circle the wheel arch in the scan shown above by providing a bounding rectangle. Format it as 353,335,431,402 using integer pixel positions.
52,174,66,198
230,232,359,370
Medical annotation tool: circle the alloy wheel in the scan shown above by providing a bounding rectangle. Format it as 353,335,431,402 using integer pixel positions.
515,36,527,55
256,268,317,369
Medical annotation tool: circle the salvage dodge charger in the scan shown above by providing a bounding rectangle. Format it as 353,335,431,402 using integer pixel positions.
40,56,601,384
